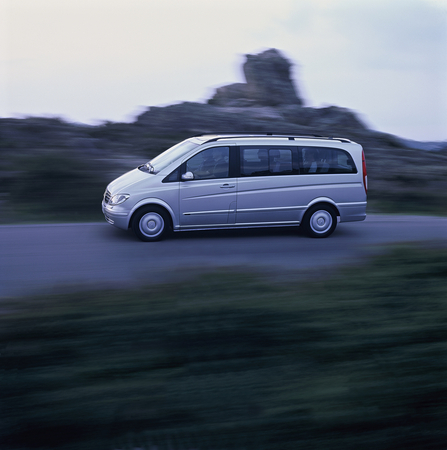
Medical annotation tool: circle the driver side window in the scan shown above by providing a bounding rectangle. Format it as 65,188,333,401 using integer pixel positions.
186,147,230,180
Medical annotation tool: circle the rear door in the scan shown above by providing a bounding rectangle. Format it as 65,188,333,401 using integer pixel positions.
236,146,302,225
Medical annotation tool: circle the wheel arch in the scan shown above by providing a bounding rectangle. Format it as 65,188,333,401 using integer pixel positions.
129,199,175,230
304,198,340,219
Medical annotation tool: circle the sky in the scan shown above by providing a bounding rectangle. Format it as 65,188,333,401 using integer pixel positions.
1,0,446,141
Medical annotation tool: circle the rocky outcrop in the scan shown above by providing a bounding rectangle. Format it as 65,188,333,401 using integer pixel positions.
135,49,370,136
244,48,303,106
208,83,252,108
3,49,437,155
209,49,303,107
136,102,370,140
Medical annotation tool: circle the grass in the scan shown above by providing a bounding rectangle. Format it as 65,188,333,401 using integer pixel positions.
1,245,447,450
366,195,447,217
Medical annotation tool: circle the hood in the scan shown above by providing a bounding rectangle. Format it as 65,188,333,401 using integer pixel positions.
107,168,154,193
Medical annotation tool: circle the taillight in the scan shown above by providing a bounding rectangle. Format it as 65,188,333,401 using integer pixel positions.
362,150,368,194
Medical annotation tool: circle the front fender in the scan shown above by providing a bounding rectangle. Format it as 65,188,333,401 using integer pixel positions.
129,198,178,229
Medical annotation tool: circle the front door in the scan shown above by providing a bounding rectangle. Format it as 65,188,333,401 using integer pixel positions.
179,147,237,228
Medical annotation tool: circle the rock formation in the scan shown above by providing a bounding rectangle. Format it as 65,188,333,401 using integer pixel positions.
208,49,303,107
136,48,371,138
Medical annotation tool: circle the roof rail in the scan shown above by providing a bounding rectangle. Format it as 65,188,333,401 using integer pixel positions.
194,131,323,138
193,132,351,144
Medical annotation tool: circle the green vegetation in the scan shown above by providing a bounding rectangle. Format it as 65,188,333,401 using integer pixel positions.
365,144,447,216
1,245,447,450
0,117,182,224
4,151,107,223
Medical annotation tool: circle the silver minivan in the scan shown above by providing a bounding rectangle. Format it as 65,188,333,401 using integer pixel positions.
102,133,367,241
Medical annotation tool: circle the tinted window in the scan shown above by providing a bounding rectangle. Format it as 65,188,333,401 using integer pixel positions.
162,167,180,183
301,147,357,174
240,147,299,176
186,147,230,180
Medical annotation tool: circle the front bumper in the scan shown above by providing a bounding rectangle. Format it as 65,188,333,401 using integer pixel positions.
102,202,130,230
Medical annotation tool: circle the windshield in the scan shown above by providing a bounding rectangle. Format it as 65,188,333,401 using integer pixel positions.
148,139,200,171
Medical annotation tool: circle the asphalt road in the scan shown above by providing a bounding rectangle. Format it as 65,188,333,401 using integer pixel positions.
1,215,447,298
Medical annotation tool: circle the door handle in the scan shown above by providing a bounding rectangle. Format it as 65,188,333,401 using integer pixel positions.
220,184,235,188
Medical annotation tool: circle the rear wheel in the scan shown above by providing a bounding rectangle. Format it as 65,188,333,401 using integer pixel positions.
303,205,337,238
132,206,171,242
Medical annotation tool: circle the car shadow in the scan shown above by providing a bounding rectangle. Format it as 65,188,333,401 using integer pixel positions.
170,226,305,241
104,224,306,242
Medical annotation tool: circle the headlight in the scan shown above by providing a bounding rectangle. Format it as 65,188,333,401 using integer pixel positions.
109,194,130,205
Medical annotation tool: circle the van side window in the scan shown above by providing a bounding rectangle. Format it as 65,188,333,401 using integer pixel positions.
301,147,357,174
240,147,298,176
186,147,230,180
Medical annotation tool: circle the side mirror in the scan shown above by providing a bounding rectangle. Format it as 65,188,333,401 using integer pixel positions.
181,171,194,181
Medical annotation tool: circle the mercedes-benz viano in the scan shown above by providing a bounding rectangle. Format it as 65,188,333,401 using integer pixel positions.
102,133,368,241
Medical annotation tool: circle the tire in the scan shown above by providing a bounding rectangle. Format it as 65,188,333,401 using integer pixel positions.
302,204,337,238
131,206,171,242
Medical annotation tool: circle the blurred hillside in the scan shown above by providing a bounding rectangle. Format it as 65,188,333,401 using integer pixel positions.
1,49,446,224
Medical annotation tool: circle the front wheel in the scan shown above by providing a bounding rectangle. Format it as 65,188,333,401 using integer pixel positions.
132,206,171,242
302,205,337,238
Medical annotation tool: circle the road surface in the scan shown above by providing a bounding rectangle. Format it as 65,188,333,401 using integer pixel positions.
1,215,447,298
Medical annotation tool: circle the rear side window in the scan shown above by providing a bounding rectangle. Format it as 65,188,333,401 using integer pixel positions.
240,147,299,176
301,147,357,174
